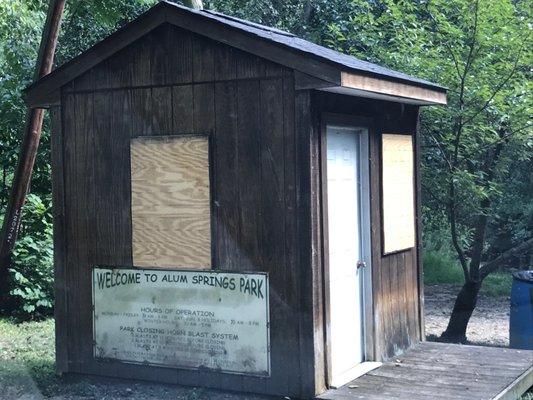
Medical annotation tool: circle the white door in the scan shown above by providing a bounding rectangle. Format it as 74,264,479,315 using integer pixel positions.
326,125,367,387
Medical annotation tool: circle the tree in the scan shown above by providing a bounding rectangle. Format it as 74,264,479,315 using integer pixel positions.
275,0,532,342
419,0,532,342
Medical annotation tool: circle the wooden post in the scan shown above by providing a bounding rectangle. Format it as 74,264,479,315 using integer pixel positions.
0,0,66,271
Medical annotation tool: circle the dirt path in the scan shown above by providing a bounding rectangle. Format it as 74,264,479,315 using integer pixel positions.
424,284,510,347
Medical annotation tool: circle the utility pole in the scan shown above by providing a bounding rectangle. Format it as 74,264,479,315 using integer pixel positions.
0,0,66,275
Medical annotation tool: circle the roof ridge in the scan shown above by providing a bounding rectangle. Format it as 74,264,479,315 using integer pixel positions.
201,9,295,37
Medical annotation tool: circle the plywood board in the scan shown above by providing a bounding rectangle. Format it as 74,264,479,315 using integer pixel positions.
381,134,415,254
131,135,211,268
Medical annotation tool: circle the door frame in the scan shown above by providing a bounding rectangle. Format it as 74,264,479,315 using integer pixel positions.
320,113,375,387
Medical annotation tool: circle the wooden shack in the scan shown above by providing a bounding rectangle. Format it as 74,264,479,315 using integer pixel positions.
25,2,447,398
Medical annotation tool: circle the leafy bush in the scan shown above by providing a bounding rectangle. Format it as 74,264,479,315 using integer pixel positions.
482,273,513,297
423,248,513,297
5,194,53,319
423,249,464,285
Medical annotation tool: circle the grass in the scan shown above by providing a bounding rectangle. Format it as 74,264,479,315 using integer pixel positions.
0,317,87,398
423,249,513,297
0,318,260,399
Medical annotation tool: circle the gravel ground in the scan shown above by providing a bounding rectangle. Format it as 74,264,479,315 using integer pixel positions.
0,364,277,400
424,283,510,347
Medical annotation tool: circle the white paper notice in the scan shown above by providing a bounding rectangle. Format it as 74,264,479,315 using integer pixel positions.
92,267,270,376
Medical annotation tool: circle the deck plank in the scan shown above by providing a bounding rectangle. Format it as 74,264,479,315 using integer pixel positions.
317,342,533,400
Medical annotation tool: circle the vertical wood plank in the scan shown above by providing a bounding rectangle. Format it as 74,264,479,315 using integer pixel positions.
235,80,261,272
214,81,239,270
214,45,237,81
61,94,79,370
69,70,94,92
283,75,300,395
111,90,133,265
108,47,133,89
74,93,96,366
398,252,410,349
172,85,194,134
309,91,325,394
382,255,394,357
192,36,215,82
150,25,170,86
193,83,215,133
414,108,425,340
168,27,193,84
151,87,172,134
131,88,152,136
131,34,151,87
92,60,109,91
295,89,324,397
93,91,113,262
50,104,68,373
405,248,418,343
260,78,288,393
369,124,384,360
229,79,264,394
236,53,265,79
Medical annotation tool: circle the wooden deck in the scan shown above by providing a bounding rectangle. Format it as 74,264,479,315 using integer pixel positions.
318,342,533,400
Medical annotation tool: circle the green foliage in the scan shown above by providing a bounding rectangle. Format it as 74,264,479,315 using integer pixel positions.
423,248,513,297
482,273,512,297
6,194,53,318
423,249,464,285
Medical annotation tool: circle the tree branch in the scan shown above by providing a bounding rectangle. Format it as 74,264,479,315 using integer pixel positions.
479,237,533,279
462,50,524,126
425,5,463,80
422,182,448,206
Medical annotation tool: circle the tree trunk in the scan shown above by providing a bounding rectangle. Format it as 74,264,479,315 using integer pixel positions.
441,280,482,343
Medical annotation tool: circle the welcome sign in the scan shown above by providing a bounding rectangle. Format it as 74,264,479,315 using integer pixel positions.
92,267,270,376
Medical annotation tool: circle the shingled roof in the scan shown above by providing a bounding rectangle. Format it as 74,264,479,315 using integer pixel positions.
25,1,446,107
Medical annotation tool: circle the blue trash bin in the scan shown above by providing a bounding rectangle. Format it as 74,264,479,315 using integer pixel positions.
509,270,533,349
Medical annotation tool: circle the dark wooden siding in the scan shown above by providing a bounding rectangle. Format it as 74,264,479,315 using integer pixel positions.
52,22,424,398
313,91,422,362
55,25,308,397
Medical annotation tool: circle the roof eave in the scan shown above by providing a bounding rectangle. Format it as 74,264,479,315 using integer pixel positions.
320,86,446,106
338,71,447,106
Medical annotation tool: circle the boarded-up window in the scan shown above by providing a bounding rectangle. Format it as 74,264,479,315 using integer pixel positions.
131,135,211,269
381,134,415,254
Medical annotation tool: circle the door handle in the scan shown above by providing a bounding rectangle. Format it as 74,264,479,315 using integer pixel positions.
357,260,366,269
